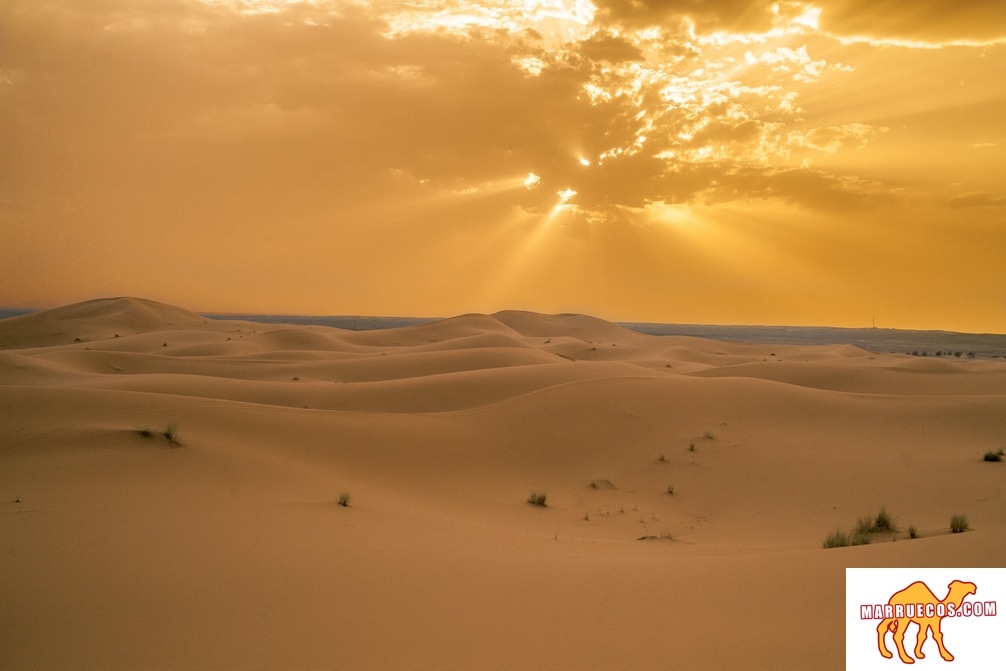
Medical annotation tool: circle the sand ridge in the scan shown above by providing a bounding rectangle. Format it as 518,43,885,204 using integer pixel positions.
2,297,1005,669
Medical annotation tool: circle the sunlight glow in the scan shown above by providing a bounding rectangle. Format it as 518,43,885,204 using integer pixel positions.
557,188,577,202
524,172,541,189
382,0,595,41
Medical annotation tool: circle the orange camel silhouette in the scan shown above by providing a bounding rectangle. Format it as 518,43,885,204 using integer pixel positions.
877,580,977,664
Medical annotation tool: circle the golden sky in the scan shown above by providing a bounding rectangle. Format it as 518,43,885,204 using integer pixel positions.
2,1,1005,331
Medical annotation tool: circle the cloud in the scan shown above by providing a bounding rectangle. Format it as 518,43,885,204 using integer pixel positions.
816,0,1006,45
0,0,985,263
592,0,779,33
949,193,1006,209
577,29,644,62
0,0,907,224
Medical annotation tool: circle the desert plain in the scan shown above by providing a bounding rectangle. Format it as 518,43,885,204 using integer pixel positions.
2,297,1005,669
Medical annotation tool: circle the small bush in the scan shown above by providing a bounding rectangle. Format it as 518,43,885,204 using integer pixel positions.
856,509,897,535
873,508,897,533
527,491,547,507
163,424,180,446
908,525,918,539
137,428,155,439
950,514,968,533
638,531,674,541
823,530,849,548
666,484,675,495
983,449,1004,462
337,492,351,507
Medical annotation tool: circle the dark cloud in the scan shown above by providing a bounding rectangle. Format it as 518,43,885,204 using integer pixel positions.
576,30,645,63
817,0,1006,43
592,0,777,33
677,167,891,212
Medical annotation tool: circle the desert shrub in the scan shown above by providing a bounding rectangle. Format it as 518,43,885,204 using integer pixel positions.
873,508,896,532
983,449,1004,462
666,484,675,495
908,525,918,539
856,509,897,535
638,531,674,541
163,424,180,446
823,530,849,548
337,492,351,507
527,491,547,507
950,514,968,533
137,428,155,439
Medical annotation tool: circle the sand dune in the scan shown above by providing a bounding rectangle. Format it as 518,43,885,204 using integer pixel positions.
2,298,1005,669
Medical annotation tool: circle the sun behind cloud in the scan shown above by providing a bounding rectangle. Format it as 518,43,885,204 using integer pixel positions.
0,0,1004,330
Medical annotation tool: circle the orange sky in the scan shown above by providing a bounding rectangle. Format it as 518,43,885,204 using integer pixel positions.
2,1,1005,331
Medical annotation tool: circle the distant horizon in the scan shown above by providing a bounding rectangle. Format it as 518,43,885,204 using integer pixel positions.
4,300,1006,342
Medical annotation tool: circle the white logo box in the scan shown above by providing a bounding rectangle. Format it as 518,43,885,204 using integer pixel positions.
847,568,1004,670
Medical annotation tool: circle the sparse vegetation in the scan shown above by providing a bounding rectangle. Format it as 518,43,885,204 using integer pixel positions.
658,453,667,463
823,529,849,548
873,508,897,533
823,528,871,548
666,484,674,495
688,443,696,452
527,491,547,507
908,525,918,539
637,531,674,541
983,449,1004,462
137,424,181,446
826,509,901,549
337,492,351,507
856,508,897,535
950,514,969,533
163,424,181,447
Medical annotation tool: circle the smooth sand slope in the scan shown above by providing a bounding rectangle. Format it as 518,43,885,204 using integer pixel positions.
2,298,1005,669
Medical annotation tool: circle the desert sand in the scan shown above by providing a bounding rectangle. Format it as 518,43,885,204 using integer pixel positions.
2,297,1004,669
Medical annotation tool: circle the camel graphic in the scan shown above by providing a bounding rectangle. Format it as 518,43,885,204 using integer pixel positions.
877,580,977,664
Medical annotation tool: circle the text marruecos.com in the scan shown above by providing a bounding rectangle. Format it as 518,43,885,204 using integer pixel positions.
861,601,997,620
